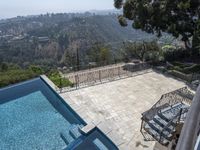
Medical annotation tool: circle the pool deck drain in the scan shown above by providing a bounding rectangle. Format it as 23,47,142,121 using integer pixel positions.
60,70,186,150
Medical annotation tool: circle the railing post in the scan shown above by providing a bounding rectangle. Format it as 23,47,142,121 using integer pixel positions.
59,77,62,93
178,108,183,123
99,70,101,82
78,74,80,86
92,72,95,83
140,119,144,132
75,74,79,89
126,66,128,77
118,66,121,78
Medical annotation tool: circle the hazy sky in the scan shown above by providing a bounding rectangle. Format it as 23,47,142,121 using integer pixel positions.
0,0,114,19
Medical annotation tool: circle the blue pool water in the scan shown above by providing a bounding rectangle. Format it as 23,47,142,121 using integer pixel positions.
1,91,71,149
0,78,119,150
0,78,85,150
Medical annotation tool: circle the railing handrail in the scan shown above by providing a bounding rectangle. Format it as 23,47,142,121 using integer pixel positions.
62,62,151,91
67,62,149,76
151,87,189,109
151,86,192,109
176,85,200,150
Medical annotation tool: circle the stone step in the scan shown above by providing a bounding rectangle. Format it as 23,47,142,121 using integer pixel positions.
158,103,189,123
157,112,171,122
80,123,96,134
160,103,182,113
144,124,169,145
147,121,173,141
160,103,189,117
153,115,176,133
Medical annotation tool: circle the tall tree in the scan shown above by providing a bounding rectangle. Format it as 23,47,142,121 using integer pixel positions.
0,62,8,72
85,42,113,66
100,47,111,65
114,0,200,53
123,41,160,61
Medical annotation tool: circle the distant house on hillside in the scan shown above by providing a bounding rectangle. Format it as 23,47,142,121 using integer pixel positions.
38,36,49,43
0,35,13,40
11,35,25,41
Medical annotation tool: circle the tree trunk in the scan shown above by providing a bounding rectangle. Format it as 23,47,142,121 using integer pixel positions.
192,31,200,57
184,40,192,50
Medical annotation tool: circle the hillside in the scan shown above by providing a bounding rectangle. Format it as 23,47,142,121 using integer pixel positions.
0,13,154,68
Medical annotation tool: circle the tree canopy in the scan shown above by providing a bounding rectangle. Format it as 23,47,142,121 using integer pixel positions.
122,41,161,62
114,0,200,50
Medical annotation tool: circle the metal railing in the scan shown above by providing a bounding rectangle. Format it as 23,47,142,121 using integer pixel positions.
192,73,200,82
176,85,200,150
141,88,193,146
156,87,194,106
142,87,194,122
62,62,151,92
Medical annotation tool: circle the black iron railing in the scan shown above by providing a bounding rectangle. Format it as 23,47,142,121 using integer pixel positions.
192,73,200,82
141,87,194,146
159,108,189,143
142,87,194,122
62,63,151,91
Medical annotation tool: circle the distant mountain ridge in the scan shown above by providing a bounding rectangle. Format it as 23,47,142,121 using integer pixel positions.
0,9,121,21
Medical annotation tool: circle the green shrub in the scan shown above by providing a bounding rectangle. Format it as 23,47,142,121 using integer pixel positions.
48,70,73,88
0,63,73,88
183,64,200,74
0,69,39,88
29,65,44,74
163,48,189,62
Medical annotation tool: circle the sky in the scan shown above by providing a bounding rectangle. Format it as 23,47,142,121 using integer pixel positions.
0,0,114,19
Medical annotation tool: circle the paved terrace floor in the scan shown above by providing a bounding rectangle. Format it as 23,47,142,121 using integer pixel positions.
60,70,186,150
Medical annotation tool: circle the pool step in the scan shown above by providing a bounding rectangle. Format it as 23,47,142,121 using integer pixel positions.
60,124,83,147
69,124,82,139
60,132,74,145
93,138,109,150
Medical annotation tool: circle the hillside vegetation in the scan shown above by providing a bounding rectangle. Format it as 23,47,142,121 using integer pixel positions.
0,13,154,69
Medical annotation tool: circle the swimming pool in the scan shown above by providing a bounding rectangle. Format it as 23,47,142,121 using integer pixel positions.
0,78,86,149
0,77,119,150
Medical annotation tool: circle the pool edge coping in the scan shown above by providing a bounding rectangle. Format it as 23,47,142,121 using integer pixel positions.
40,75,87,126
40,75,119,149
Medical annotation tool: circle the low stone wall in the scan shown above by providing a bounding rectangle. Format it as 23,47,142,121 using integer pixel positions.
168,70,193,82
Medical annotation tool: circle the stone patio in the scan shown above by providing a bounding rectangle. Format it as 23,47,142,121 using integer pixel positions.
60,70,186,150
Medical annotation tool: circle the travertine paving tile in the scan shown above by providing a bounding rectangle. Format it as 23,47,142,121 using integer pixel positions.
60,71,186,150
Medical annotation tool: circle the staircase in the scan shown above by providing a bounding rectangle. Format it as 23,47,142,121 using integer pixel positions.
60,124,83,149
143,103,189,145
